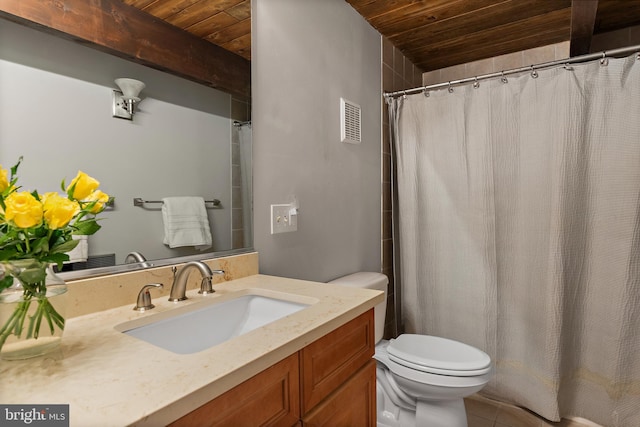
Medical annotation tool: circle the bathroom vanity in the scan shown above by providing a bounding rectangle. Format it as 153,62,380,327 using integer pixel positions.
170,310,376,426
0,273,383,426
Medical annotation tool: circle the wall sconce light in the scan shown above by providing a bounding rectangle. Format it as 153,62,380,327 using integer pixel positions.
112,78,145,120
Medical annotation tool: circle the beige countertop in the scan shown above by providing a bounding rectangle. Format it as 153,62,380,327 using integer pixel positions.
0,274,383,427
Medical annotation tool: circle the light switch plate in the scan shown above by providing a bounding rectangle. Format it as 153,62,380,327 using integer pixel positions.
271,204,297,234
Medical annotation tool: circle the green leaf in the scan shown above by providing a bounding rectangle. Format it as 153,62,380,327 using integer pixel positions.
73,219,101,235
18,266,46,285
9,156,22,179
40,253,69,269
66,181,76,200
0,276,13,292
50,239,79,254
0,248,20,261
30,236,49,253
0,233,20,246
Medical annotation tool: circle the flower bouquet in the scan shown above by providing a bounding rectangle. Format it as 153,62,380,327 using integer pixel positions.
0,157,111,359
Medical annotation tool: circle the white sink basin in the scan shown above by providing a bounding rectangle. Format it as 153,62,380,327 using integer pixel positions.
115,289,315,354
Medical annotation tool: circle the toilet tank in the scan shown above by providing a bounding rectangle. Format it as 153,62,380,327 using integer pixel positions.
329,272,388,344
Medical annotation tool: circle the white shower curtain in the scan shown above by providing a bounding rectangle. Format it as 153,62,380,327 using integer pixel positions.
390,54,640,426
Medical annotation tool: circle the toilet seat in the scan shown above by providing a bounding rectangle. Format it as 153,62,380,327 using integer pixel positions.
387,334,492,377
375,342,492,388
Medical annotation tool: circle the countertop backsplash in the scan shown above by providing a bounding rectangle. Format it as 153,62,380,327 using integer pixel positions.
64,252,259,318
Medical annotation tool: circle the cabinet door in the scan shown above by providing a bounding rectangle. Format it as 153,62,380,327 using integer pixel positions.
302,360,376,427
169,353,300,427
300,310,374,413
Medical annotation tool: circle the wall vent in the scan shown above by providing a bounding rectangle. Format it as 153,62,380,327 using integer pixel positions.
340,98,361,144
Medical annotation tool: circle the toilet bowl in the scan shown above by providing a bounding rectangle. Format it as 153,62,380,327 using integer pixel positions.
329,272,492,427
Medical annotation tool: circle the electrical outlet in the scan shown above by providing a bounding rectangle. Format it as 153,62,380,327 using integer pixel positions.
271,204,298,234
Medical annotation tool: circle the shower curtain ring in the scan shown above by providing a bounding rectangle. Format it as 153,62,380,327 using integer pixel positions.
402,91,407,99
423,88,430,97
501,72,508,84
448,82,454,93
530,66,538,78
473,77,480,88
600,52,609,66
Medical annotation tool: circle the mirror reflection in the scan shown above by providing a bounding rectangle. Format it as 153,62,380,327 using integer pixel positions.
0,19,252,278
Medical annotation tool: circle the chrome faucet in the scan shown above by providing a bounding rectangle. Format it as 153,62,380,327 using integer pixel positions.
124,251,152,268
168,261,224,302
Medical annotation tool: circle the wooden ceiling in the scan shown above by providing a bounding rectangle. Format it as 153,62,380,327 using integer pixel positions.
1,0,640,96
122,0,640,73
121,0,251,60
348,0,640,72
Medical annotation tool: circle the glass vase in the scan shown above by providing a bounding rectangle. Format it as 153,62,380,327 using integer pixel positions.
0,259,67,361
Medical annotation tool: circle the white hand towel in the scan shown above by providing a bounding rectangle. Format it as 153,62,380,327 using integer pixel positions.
162,197,212,250
64,235,88,264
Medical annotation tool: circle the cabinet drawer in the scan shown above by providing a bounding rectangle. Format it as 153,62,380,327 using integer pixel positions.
300,310,374,413
169,353,300,427
302,359,376,427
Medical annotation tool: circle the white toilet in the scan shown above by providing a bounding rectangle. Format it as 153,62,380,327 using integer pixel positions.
330,272,492,427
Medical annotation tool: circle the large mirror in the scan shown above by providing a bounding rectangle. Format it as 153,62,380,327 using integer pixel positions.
0,19,253,279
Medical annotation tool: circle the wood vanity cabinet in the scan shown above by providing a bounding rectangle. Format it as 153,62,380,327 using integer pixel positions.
168,352,301,427
169,309,376,427
300,310,376,426
301,360,376,427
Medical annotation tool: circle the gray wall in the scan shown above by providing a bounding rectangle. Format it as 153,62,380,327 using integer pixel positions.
252,0,382,281
0,20,233,264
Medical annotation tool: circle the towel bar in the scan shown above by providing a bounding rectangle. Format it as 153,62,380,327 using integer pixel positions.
133,198,222,208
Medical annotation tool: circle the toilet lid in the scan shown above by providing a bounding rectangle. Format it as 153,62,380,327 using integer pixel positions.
387,334,491,376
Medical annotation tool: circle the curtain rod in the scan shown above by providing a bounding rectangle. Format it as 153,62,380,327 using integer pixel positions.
384,44,640,99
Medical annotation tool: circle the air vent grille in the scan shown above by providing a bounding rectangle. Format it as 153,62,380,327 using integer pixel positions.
340,98,361,144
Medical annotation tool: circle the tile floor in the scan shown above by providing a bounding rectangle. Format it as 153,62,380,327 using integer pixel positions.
465,394,603,427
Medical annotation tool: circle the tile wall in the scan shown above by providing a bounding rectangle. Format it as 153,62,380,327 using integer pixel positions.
421,41,570,87
421,24,640,90
231,96,252,249
381,37,423,338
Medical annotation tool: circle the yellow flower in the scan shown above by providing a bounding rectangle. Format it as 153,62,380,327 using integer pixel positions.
42,192,80,229
0,166,8,192
67,171,100,200
84,190,110,214
4,191,43,228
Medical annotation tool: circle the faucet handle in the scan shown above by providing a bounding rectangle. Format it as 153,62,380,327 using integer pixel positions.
134,283,163,311
198,277,215,295
197,270,224,295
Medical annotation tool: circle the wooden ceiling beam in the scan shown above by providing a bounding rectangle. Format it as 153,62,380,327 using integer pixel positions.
0,0,250,98
569,0,599,56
